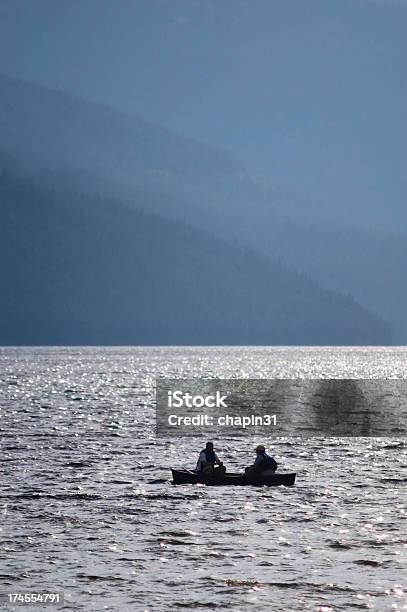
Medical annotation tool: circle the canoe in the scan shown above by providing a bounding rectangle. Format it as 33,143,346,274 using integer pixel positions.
171,468,296,487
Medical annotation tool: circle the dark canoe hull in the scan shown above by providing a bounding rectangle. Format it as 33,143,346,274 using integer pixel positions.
171,469,296,487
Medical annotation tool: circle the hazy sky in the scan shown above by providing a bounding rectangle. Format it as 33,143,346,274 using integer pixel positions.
2,0,406,222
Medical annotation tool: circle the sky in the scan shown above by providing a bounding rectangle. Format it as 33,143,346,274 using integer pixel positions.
2,0,406,224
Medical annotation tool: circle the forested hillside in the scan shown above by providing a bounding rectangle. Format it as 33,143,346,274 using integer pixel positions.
0,166,390,345
1,73,404,340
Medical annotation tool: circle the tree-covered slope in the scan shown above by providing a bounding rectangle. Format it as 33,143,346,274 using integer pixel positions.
0,168,391,345
1,73,403,341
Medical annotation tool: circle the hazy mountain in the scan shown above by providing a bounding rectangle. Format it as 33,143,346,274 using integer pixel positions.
1,72,405,341
0,72,245,184
0,164,390,345
3,1,406,229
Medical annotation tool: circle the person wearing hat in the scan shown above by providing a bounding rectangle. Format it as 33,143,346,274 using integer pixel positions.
245,444,278,476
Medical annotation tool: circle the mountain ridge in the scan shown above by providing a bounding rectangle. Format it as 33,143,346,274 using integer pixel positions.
0,163,391,345
1,72,404,342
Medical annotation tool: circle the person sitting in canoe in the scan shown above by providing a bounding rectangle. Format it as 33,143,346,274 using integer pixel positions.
245,444,278,476
196,441,226,475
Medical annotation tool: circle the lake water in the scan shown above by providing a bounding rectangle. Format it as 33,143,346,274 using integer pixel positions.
1,346,406,611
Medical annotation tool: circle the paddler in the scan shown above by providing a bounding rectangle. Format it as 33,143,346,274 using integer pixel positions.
196,441,226,475
245,444,278,476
